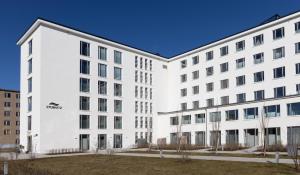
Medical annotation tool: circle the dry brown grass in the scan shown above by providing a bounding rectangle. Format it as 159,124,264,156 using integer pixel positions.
1,155,299,175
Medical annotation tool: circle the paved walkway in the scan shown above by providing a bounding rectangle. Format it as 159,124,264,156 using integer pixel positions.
0,151,294,164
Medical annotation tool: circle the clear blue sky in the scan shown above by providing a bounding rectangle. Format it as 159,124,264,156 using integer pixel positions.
1,0,300,91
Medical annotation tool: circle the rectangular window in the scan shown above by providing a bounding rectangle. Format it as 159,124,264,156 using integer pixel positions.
181,103,187,110
181,115,191,124
192,56,199,65
206,67,214,76
79,115,90,129
193,86,199,95
28,116,32,130
135,116,138,128
98,115,107,129
236,75,245,86
28,59,32,74
113,134,122,148
273,27,284,40
114,83,122,97
244,107,258,119
28,96,32,112
273,47,285,59
236,58,245,69
253,34,264,46
135,101,138,113
145,59,148,70
135,86,138,98
296,42,300,54
274,86,286,98
221,96,229,105
4,93,11,98
236,40,245,51
226,110,238,121
80,41,90,56
4,102,11,107
209,112,221,122
296,63,300,74
236,93,246,103
80,60,90,74
28,78,32,93
4,111,10,117
114,67,122,80
98,81,107,95
98,64,107,77
206,98,214,107
114,50,122,64
264,105,280,117
220,46,228,56
297,84,300,94
193,101,199,109
98,47,107,60
140,57,143,69
253,53,264,64
4,120,10,126
181,60,187,68
114,116,122,129
220,62,228,72
181,88,187,97
206,82,214,92
80,96,89,111
135,56,138,68
195,113,205,123
150,88,152,100
170,116,179,125
295,22,300,33
150,60,152,71
254,71,264,82
180,74,187,83
206,51,213,61
221,79,229,89
254,90,265,101
273,67,285,78
287,102,300,115
28,39,32,55
80,78,90,93
135,70,138,82
98,98,107,112
192,70,199,80
114,100,122,113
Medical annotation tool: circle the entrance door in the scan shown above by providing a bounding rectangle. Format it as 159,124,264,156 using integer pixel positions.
98,134,107,149
244,129,258,147
113,134,122,148
27,136,32,152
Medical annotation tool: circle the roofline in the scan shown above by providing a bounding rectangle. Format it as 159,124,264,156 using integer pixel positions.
16,18,168,62
0,88,20,93
168,9,300,61
17,10,300,62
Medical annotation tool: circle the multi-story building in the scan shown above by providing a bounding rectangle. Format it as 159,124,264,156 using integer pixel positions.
0,89,20,145
18,11,300,153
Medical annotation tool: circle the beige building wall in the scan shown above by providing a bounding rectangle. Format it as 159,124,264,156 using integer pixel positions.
0,89,20,145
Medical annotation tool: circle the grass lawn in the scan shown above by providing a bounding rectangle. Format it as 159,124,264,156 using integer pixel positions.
1,155,299,175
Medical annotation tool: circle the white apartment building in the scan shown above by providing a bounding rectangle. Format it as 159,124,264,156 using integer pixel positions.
18,11,300,153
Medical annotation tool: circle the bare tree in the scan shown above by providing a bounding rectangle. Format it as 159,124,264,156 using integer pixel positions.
211,105,221,153
176,112,183,153
259,105,269,157
287,127,300,171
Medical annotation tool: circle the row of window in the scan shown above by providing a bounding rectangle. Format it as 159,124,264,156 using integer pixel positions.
172,102,300,125
3,120,20,126
3,111,20,117
135,56,153,71
134,86,153,100
3,129,20,135
80,41,122,64
3,93,20,99
181,23,300,68
79,78,122,96
135,132,153,143
134,70,153,85
134,116,153,129
3,102,20,108
79,96,123,113
80,60,122,80
79,134,123,149
79,115,122,129
134,101,153,114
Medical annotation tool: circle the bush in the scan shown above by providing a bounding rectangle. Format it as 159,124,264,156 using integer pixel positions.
223,144,247,151
152,144,206,150
257,144,287,152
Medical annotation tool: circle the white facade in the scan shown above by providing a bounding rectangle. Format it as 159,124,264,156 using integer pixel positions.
18,12,300,153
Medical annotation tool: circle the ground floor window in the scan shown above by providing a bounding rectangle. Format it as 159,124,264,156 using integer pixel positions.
79,134,90,151
182,132,191,145
244,128,258,147
170,133,178,145
98,134,107,149
195,131,205,146
210,131,221,147
114,134,122,148
265,127,281,146
226,130,239,145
